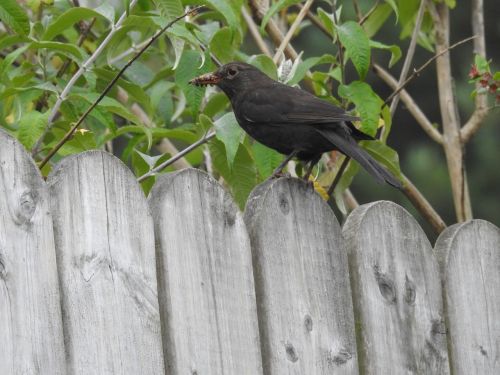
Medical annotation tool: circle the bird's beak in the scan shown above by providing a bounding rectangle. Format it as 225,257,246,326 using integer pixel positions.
189,72,221,86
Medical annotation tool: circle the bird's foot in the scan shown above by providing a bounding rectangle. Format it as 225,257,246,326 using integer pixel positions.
268,171,291,180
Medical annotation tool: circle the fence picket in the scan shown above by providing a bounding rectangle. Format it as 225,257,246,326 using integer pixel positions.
47,151,165,374
244,178,359,374
0,129,66,374
148,169,263,374
435,220,500,375
343,201,450,374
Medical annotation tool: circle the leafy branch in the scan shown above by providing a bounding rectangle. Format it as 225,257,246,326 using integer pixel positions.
37,6,203,169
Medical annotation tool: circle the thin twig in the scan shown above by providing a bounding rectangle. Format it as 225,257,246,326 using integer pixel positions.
331,0,345,87
38,6,203,169
273,0,314,64
137,131,216,182
359,0,380,26
327,156,350,196
389,0,426,117
374,64,443,143
32,0,140,156
57,18,97,78
241,7,271,56
108,39,149,66
352,0,362,20
383,35,477,106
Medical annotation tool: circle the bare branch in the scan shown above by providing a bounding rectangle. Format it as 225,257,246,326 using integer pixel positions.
273,0,314,64
389,0,426,117
430,3,472,221
137,131,216,183
241,7,271,56
461,0,489,143
461,106,490,143
38,6,203,169
32,0,140,156
402,175,447,234
383,35,477,106
374,64,443,144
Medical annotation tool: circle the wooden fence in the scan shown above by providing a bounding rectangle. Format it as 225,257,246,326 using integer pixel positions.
1,128,499,374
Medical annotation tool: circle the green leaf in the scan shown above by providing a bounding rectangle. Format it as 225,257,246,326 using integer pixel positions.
42,7,104,41
360,140,403,180
210,27,239,64
337,21,371,80
384,0,399,22
0,0,30,36
260,0,302,33
247,55,277,80
252,142,283,179
444,0,456,9
29,39,84,61
175,50,213,113
70,93,143,125
135,149,162,169
288,54,336,86
213,112,244,167
369,40,402,67
339,81,383,136
332,159,359,215
17,111,48,150
316,7,335,36
363,4,392,38
228,143,258,210
203,92,229,118
380,104,393,143
475,54,490,73
203,0,240,31
154,0,184,21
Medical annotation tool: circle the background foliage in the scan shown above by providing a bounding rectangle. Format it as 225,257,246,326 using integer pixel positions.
0,0,498,239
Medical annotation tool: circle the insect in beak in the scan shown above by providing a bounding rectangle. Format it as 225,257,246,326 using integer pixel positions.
189,72,221,86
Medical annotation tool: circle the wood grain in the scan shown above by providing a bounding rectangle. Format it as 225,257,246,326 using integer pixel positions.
244,178,358,374
47,150,165,374
0,129,65,374
343,201,449,374
149,168,263,374
436,220,500,375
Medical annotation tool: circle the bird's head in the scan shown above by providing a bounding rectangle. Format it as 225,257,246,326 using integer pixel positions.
189,62,270,99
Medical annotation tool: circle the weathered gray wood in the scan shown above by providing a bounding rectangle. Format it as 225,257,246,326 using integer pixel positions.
244,178,358,374
47,151,165,374
0,129,66,374
148,169,263,374
343,201,449,374
435,220,500,375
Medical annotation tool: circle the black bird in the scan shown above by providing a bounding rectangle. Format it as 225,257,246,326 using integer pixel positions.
190,62,401,189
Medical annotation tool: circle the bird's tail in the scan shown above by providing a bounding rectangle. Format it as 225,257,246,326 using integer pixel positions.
316,129,402,189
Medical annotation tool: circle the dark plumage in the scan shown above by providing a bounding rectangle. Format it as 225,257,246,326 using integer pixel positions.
190,62,401,188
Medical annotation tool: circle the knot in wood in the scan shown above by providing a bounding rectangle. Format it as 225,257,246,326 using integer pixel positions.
404,275,416,305
15,190,37,225
304,314,313,332
279,194,290,215
285,341,298,362
374,265,396,304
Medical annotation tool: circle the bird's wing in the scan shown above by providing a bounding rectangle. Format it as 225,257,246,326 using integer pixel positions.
238,83,360,125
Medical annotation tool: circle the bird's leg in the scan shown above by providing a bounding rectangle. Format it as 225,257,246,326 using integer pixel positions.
269,150,298,179
302,155,321,181
327,157,351,197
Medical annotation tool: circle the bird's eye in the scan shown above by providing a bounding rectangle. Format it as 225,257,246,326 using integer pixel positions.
227,67,238,78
